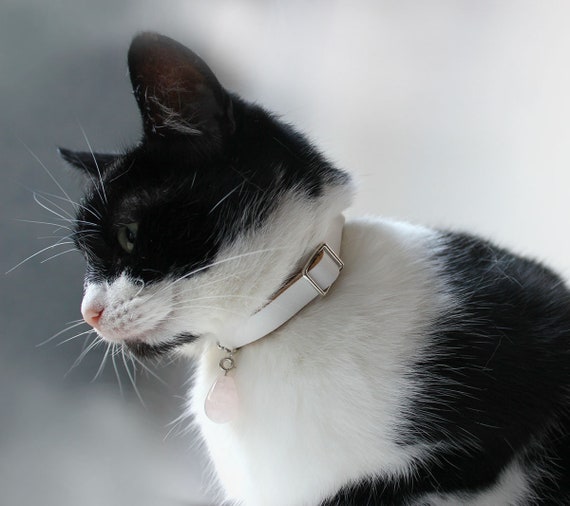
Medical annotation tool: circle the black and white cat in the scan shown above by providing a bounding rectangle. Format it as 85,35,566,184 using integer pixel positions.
60,33,570,505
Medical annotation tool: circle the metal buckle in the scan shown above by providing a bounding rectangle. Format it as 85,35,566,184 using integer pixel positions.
302,243,344,296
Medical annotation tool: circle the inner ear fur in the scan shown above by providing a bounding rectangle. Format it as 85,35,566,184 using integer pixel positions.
127,32,235,142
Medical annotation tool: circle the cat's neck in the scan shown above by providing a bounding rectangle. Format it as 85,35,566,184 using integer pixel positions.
219,214,346,350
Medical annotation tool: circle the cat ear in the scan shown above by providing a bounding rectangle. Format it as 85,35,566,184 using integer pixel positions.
128,32,235,143
58,147,119,176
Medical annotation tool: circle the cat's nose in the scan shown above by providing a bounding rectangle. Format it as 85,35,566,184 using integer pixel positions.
82,305,104,328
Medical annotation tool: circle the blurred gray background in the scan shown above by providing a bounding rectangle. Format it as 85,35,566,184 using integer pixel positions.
2,1,570,505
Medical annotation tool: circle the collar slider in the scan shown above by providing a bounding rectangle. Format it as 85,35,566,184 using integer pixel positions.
302,243,344,296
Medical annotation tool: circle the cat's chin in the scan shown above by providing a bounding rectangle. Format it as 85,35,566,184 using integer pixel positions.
123,333,199,359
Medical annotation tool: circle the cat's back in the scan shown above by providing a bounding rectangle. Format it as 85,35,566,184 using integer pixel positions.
325,217,570,505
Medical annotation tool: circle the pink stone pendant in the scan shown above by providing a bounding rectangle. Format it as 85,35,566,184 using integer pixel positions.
204,374,239,424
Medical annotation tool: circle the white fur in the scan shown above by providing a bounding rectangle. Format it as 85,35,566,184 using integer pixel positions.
83,183,532,505
189,216,447,506
418,458,531,506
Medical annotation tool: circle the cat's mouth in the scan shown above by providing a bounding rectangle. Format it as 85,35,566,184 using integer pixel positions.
124,332,199,359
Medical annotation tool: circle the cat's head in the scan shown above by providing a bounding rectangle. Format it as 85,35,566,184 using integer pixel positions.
61,33,353,358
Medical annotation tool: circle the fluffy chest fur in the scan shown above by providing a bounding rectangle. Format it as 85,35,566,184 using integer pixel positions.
191,218,442,505
60,33,570,505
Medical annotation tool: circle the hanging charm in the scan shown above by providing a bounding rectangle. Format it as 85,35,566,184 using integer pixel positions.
204,344,240,424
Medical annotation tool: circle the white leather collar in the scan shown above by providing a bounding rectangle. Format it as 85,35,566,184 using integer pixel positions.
204,214,345,423
222,214,345,350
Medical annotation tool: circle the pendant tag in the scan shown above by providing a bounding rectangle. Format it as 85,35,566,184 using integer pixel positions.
204,346,239,424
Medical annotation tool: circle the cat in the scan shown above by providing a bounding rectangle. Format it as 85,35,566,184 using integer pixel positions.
59,32,570,505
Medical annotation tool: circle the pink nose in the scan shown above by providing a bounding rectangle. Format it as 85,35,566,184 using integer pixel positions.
82,306,104,328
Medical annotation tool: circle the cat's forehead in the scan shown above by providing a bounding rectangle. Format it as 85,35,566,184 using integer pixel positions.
86,145,216,211
110,142,204,184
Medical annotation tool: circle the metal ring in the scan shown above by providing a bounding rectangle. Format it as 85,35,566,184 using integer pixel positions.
219,357,235,372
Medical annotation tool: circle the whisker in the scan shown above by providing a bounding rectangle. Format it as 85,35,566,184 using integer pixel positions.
5,238,75,274
73,228,102,238
38,231,69,242
163,351,184,369
35,190,101,219
57,328,95,346
145,247,285,303
72,219,101,228
127,353,167,386
92,342,112,382
209,182,243,215
164,410,191,441
167,300,251,313
15,218,73,231
79,123,108,204
168,304,248,317
35,192,75,220
111,344,124,397
36,234,70,241
64,333,100,378
66,318,86,325
19,138,74,205
33,193,72,222
37,232,75,241
121,347,146,406
40,248,77,263
16,184,93,226
37,320,87,347
172,273,242,292
170,293,268,305
134,280,146,298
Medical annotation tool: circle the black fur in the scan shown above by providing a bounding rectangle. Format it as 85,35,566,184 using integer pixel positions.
70,97,345,284
125,332,198,359
66,35,347,286
322,232,570,505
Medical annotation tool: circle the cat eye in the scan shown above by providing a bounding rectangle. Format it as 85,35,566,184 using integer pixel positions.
117,222,139,253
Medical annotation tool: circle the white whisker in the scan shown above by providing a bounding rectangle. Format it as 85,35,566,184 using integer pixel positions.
73,218,101,228
34,192,75,220
174,273,241,292
19,138,74,205
121,347,146,406
6,238,75,274
145,247,285,303
40,248,77,263
164,410,191,440
171,293,268,305
168,304,247,317
33,193,72,222
79,123,108,204
37,320,87,347
128,352,167,386
57,328,96,346
92,342,112,382
15,218,73,231
111,344,124,397
36,234,70,241
64,333,100,378
36,190,101,219
209,182,243,215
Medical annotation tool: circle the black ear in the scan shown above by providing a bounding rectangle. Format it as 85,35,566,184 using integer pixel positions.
58,147,119,176
128,32,235,143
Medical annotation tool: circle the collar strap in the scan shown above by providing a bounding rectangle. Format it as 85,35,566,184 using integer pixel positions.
222,215,345,350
